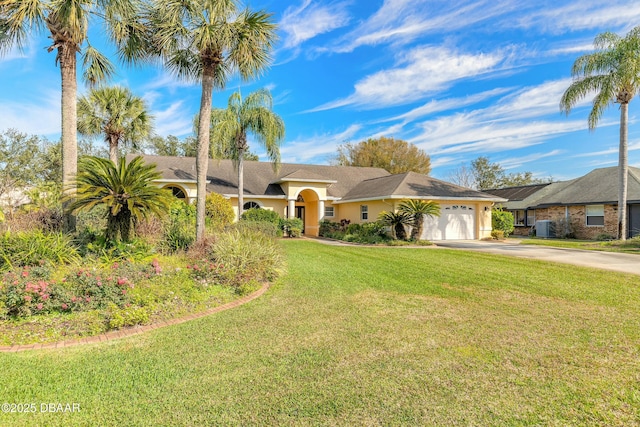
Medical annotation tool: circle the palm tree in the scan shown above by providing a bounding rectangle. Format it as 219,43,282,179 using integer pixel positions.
1,0,146,232
560,26,640,240
77,86,153,164
67,156,173,242
210,89,285,216
398,200,440,241
378,210,412,240
146,0,277,241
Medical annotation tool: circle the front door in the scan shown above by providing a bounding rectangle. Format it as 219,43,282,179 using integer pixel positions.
295,206,305,234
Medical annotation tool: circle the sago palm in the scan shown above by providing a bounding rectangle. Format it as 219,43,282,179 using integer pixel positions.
67,156,173,242
0,0,146,232
146,0,277,241
560,26,640,240
398,200,440,241
378,210,412,240
210,89,284,215
77,86,153,164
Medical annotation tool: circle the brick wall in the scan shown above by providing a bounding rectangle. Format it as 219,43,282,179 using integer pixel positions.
532,205,618,239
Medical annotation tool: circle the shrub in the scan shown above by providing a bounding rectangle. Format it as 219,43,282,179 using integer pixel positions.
241,208,281,226
107,303,152,329
0,230,80,271
232,220,281,237
210,228,284,286
491,230,505,240
492,208,515,238
319,220,341,236
205,192,235,230
3,207,64,233
161,201,196,252
282,217,303,237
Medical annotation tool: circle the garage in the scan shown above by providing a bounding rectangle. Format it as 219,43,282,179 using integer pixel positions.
421,204,476,240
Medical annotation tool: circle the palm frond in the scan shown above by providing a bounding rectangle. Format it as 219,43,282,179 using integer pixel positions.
82,45,115,87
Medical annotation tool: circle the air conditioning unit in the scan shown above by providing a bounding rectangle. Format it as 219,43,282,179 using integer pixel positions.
536,220,555,238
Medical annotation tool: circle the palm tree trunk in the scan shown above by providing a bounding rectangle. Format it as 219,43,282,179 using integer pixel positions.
237,147,245,219
195,68,215,242
59,43,78,233
109,134,119,164
618,102,629,240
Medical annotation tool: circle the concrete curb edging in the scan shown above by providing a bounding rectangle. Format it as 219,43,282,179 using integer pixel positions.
0,282,271,353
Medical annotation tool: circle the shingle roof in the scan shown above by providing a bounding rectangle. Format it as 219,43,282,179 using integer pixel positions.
485,183,553,202
133,154,390,198
532,166,640,207
337,171,507,203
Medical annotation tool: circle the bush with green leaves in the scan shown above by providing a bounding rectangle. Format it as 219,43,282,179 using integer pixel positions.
231,220,281,238
492,207,515,238
282,217,303,237
0,230,80,271
162,201,196,252
205,192,235,230
241,207,281,225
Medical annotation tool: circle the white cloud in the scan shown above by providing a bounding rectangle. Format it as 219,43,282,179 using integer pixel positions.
279,124,362,163
152,101,194,137
0,91,61,136
332,0,516,53
309,45,505,111
279,0,351,50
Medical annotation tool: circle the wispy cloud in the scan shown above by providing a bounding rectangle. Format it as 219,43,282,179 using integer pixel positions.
152,101,194,137
0,91,61,136
331,0,516,53
516,1,640,33
279,124,362,163
279,0,351,50
309,45,505,112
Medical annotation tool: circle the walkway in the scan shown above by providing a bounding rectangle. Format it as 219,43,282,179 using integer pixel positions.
436,240,640,276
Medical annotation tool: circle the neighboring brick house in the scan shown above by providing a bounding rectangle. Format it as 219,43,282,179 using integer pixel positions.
487,166,640,239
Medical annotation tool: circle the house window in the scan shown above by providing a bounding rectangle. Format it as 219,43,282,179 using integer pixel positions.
586,205,605,226
526,209,536,226
243,201,261,210
360,205,368,221
513,210,526,226
324,206,335,217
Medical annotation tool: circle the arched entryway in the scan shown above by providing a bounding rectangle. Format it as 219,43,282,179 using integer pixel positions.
289,189,322,236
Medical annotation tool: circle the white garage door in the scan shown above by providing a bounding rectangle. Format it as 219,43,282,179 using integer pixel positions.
421,204,476,241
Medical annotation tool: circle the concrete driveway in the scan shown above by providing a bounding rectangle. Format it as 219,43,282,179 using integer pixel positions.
435,240,640,276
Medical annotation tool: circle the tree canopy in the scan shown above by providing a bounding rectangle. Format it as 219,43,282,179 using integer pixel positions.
336,137,431,175
449,156,550,190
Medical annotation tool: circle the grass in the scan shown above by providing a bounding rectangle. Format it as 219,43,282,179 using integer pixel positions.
1,240,639,426
518,236,640,253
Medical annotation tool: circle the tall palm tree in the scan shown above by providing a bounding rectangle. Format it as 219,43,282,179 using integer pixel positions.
78,86,153,164
560,26,640,240
210,89,285,216
398,199,440,241
146,0,277,241
378,210,412,240
0,0,146,232
67,156,172,242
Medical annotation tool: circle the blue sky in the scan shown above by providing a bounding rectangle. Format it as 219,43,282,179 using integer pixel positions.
1,0,640,182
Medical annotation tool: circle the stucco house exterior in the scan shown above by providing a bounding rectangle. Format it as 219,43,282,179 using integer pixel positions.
487,166,640,239
136,155,506,240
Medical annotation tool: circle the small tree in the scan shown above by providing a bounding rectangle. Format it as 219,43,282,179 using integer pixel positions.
378,210,412,240
398,200,440,241
492,207,515,238
67,156,173,242
205,192,235,230
336,137,431,175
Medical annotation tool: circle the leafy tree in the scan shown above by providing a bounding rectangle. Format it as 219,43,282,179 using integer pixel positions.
450,157,549,190
378,210,412,240
1,0,146,232
146,0,278,242
210,89,285,216
67,156,173,242
78,86,153,163
205,192,234,230
143,135,197,157
560,26,640,240
336,137,431,175
492,207,515,238
0,130,47,202
398,200,440,241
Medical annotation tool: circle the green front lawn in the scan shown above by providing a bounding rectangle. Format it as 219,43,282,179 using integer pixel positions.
1,241,639,426
519,236,640,253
